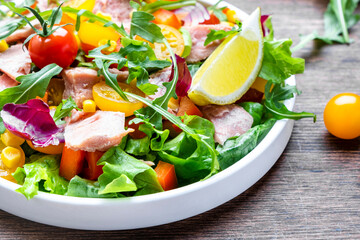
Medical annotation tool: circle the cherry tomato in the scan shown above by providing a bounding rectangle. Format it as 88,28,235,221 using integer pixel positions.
26,140,64,155
93,82,145,117
28,27,78,68
136,24,184,60
324,93,360,139
200,13,220,25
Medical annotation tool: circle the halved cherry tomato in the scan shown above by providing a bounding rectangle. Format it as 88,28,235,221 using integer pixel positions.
26,140,64,155
60,13,76,33
64,0,96,11
153,9,182,29
93,82,145,117
82,151,104,180
324,93,360,139
137,24,184,60
21,2,37,15
29,27,78,68
200,13,220,25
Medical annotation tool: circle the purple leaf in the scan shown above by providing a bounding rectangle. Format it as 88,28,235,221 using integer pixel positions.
1,99,64,147
261,15,270,36
170,55,192,97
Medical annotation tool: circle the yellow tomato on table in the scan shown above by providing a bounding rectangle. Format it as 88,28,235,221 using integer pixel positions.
93,82,145,117
324,93,360,139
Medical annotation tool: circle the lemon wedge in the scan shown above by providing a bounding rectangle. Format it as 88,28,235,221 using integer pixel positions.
188,8,264,106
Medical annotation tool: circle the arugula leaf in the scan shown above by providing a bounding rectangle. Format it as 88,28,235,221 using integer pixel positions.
217,119,276,170
12,154,68,199
0,64,62,111
130,11,164,43
264,82,316,122
207,0,228,22
259,17,305,83
52,97,80,125
140,0,196,13
292,0,360,51
204,22,241,46
97,146,163,195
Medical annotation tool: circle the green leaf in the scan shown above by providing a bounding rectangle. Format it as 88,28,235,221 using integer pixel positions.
0,63,63,111
130,11,164,43
125,136,151,156
12,154,69,199
204,22,241,46
292,0,360,51
259,18,304,83
141,0,196,13
264,82,316,122
97,146,163,195
158,115,216,183
52,97,80,125
217,119,276,170
66,176,119,198
239,102,264,127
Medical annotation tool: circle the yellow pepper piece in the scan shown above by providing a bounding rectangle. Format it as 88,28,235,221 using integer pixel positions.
95,11,112,21
83,99,97,112
78,21,121,48
65,0,95,11
98,39,117,53
1,146,25,169
1,130,25,147
0,40,9,52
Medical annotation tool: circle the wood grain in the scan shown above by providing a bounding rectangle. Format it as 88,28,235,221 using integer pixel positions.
1,0,360,239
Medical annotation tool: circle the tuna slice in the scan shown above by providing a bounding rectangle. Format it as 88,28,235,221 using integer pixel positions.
184,24,232,63
93,0,133,23
147,67,172,100
64,111,134,152
6,26,35,43
0,44,31,79
201,104,253,145
0,74,18,91
62,67,103,108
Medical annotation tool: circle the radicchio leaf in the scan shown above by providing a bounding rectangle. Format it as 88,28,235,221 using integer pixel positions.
261,15,270,36
0,99,64,147
170,55,192,97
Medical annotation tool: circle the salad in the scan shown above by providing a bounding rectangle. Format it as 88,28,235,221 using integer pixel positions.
0,0,315,200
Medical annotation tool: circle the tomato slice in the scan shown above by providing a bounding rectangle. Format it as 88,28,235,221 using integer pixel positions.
93,82,145,117
137,24,184,60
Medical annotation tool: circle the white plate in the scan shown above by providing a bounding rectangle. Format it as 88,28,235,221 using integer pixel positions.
0,1,296,230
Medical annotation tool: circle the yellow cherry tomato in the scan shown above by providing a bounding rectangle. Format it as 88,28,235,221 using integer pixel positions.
26,140,65,155
324,93,360,139
93,82,145,117
78,21,121,49
136,24,184,60
64,0,96,12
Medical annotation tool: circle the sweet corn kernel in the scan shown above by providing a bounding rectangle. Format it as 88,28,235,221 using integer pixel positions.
0,40,9,52
83,100,96,112
98,39,117,53
1,130,25,147
1,146,25,169
49,106,57,111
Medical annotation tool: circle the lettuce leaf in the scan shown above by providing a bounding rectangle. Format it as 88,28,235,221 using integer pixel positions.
66,176,120,198
239,102,264,127
97,146,163,195
259,17,305,83
158,115,216,184
217,119,276,170
12,154,68,199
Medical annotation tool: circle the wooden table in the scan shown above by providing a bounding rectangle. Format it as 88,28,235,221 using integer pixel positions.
1,0,359,239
